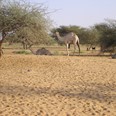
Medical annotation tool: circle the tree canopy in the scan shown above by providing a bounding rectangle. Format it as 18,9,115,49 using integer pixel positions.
94,19,116,51
0,0,52,56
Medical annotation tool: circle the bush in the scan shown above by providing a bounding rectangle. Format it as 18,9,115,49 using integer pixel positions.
13,50,31,54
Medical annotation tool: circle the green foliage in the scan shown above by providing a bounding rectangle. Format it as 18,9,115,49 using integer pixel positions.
13,50,31,54
94,19,116,51
82,28,99,45
0,0,52,46
53,50,60,55
51,25,81,35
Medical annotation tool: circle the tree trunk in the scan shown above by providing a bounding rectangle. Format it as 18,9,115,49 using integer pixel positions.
88,44,92,51
0,31,6,57
0,40,3,57
29,47,36,55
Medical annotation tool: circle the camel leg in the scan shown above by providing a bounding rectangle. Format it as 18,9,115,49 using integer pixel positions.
73,44,77,55
0,49,2,57
0,41,3,58
73,43,77,55
77,43,80,55
66,44,69,56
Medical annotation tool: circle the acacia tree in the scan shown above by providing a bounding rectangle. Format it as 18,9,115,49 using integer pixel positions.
80,27,100,50
0,0,51,57
94,19,116,52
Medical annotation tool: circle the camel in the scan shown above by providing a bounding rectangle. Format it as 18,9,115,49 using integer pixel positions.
55,32,80,56
29,47,52,55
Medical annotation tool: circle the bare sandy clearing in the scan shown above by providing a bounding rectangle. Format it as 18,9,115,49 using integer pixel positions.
0,55,116,116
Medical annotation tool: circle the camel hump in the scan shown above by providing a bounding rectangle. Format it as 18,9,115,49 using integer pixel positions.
70,32,78,37
70,32,75,36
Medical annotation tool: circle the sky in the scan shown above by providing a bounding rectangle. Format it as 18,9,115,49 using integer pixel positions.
27,0,116,28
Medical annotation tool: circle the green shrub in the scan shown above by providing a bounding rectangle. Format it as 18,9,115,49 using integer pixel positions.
13,50,31,54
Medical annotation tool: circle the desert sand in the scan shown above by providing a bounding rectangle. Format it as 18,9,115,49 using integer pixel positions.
0,55,116,116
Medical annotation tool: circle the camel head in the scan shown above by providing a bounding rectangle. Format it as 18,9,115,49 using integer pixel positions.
55,32,59,36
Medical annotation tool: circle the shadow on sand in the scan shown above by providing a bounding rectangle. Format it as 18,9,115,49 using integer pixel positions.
0,82,116,103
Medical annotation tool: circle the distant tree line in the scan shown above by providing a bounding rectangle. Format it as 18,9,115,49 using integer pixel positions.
51,19,116,53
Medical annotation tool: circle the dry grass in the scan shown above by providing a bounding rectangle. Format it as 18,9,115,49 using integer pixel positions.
0,53,116,115
2,43,105,56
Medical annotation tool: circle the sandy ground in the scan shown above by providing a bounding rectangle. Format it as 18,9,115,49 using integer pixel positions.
0,54,116,116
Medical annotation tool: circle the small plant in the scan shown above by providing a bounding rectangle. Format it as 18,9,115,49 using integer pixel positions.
54,51,60,55
13,50,31,55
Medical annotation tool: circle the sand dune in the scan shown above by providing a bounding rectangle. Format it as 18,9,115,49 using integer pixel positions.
0,55,116,116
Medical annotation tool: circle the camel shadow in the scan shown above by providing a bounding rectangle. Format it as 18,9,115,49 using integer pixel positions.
0,82,116,103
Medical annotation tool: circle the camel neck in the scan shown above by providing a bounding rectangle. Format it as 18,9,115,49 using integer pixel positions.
56,34,64,42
